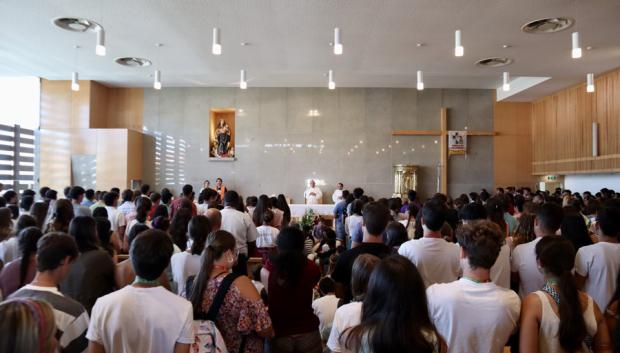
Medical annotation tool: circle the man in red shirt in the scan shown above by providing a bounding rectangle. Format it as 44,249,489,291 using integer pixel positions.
169,184,197,218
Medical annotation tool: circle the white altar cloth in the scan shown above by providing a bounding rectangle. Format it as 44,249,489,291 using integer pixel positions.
289,204,336,217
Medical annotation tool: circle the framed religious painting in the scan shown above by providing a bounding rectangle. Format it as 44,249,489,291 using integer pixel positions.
209,108,236,161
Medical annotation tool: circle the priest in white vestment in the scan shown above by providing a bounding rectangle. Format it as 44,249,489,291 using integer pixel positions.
304,179,323,204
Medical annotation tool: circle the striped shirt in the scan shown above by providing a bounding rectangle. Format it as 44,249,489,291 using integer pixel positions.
10,284,89,353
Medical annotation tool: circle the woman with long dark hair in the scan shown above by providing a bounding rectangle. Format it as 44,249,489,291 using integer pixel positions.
0,227,42,298
171,215,211,296
169,208,192,251
29,202,49,230
189,230,273,353
45,199,74,233
520,236,612,352
276,194,291,227
252,195,271,227
267,226,322,353
561,207,593,251
344,255,443,353
60,216,116,313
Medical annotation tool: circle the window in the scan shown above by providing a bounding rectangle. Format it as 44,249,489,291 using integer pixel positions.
0,77,40,192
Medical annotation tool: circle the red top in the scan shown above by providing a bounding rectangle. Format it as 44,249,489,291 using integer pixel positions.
266,258,321,337
169,197,197,218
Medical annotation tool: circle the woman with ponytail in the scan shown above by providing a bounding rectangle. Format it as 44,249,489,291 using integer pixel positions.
520,236,613,353
190,230,273,353
171,215,211,296
0,227,42,299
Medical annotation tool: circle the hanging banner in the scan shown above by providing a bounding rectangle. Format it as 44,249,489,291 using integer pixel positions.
448,131,467,155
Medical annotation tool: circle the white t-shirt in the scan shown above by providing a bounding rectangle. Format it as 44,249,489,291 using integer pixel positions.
87,286,194,353
312,294,340,340
332,189,343,204
304,187,323,204
574,242,620,309
170,251,202,297
511,237,544,297
0,237,19,265
256,225,279,248
327,301,362,353
105,206,126,232
427,278,521,353
220,207,259,256
490,244,511,289
398,237,461,287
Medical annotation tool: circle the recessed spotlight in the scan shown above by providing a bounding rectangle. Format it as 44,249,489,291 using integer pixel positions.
115,57,152,67
475,57,513,68
502,44,511,49
586,46,593,51
53,17,98,32
240,42,250,46
416,43,425,47
522,17,575,34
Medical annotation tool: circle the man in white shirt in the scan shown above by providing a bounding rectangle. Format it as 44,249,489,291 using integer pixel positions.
399,201,460,287
331,182,344,204
103,192,126,234
427,220,521,353
575,206,620,309
304,179,323,204
87,230,194,353
511,202,564,297
312,277,340,341
220,190,258,275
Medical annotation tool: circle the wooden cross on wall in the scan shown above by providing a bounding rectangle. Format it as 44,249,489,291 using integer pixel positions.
392,108,496,195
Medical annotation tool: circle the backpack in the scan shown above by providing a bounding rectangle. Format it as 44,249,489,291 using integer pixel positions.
190,273,246,353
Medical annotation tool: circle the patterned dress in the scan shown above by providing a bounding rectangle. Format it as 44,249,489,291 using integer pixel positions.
202,276,272,353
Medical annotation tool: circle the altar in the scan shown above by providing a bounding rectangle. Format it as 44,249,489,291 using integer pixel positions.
289,203,336,218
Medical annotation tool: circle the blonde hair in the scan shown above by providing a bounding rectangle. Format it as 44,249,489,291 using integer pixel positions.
0,299,57,353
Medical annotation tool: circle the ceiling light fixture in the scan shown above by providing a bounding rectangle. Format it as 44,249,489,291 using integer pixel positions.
71,72,80,91
454,29,464,57
240,69,247,89
333,27,343,55
502,72,510,91
95,27,106,56
416,70,424,90
586,73,594,93
571,31,582,59
153,69,162,90
328,70,335,90
212,27,222,55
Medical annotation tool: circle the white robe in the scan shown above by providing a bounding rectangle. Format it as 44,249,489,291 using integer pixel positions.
304,187,323,204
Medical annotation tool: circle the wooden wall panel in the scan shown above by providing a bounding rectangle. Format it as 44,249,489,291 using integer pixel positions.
40,80,91,129
126,129,143,185
493,101,537,188
89,82,109,128
107,88,144,130
532,67,620,174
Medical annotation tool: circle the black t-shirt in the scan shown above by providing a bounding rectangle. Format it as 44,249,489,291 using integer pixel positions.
331,242,391,301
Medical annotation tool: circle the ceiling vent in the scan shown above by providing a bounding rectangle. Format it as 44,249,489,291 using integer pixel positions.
53,17,100,32
115,57,152,67
522,17,575,34
475,57,513,68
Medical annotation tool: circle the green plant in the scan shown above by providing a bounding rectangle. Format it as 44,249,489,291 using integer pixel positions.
300,208,316,229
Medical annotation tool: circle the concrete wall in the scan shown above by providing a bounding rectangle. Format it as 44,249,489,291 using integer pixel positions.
142,88,494,202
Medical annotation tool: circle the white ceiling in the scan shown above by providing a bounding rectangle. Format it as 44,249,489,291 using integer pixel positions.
1,0,619,101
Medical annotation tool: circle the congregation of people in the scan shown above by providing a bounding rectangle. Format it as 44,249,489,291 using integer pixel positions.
0,180,619,353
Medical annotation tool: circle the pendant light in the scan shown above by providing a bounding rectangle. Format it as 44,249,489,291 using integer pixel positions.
328,70,335,90
586,73,594,93
212,27,222,55
333,27,343,55
416,70,424,91
572,32,582,59
153,70,162,90
240,69,247,89
454,29,464,57
502,72,510,91
95,27,106,56
71,71,80,91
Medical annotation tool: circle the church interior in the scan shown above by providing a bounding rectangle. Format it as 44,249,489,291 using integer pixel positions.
1,1,619,353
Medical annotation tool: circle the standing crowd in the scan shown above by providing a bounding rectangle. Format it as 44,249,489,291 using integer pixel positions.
0,181,619,353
